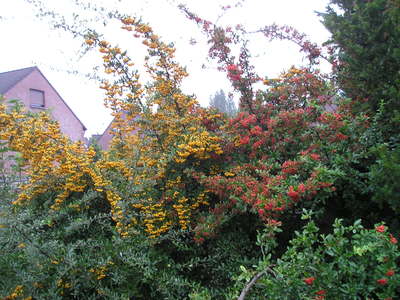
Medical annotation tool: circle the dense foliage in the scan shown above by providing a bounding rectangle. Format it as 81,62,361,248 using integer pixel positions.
0,1,399,299
320,0,400,230
322,0,400,117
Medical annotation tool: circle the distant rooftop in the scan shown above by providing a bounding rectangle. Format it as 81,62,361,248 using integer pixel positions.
0,66,36,94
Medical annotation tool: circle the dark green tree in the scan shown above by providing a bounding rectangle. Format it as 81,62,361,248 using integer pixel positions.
321,0,400,138
319,0,400,231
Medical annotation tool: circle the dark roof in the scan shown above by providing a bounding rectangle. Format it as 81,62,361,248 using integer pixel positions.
0,66,87,131
0,66,36,94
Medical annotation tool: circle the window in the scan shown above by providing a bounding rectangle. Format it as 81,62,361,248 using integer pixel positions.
29,89,45,108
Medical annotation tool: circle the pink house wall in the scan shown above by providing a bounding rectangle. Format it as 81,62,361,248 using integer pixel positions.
4,69,86,142
97,120,114,150
96,113,139,150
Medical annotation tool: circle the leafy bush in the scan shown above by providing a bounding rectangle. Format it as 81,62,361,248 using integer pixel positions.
1,2,399,299
0,195,262,299
369,144,400,213
232,212,400,299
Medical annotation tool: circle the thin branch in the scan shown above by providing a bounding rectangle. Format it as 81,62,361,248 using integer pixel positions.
238,266,277,300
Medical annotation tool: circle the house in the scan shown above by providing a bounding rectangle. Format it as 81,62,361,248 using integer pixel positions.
94,112,139,150
95,119,114,150
0,66,86,142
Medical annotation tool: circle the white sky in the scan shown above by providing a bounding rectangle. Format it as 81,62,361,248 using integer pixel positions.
0,0,331,136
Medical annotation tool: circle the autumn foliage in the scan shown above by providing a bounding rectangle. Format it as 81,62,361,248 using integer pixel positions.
0,1,399,299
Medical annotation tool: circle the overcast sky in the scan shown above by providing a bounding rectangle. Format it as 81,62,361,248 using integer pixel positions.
0,0,331,136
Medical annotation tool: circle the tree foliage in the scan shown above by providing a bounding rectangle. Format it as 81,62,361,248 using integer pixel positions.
321,0,400,137
0,2,399,299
